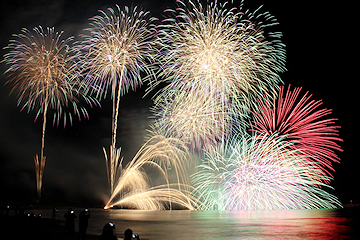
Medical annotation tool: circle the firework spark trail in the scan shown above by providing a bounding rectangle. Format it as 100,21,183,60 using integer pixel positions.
107,184,199,210
2,26,95,201
76,5,157,194
250,85,343,182
105,134,197,210
192,134,341,210
152,0,286,117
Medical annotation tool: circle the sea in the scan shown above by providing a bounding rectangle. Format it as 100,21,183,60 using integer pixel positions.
30,207,359,239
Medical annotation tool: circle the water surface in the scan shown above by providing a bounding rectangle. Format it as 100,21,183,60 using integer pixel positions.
33,208,359,239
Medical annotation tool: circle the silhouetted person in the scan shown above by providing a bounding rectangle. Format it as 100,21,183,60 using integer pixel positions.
124,228,139,240
64,208,77,239
52,207,58,219
77,209,90,240
99,222,117,240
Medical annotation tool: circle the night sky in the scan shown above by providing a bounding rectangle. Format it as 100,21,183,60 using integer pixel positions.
0,0,357,206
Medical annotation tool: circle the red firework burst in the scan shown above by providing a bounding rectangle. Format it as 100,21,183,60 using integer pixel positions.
250,85,343,179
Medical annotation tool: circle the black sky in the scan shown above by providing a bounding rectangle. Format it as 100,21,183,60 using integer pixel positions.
0,0,357,206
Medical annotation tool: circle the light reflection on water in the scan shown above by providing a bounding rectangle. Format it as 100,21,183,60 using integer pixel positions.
34,208,359,239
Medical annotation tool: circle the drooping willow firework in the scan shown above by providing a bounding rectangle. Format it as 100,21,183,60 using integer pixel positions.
76,5,157,194
2,26,95,201
192,134,341,210
250,85,343,182
105,134,199,210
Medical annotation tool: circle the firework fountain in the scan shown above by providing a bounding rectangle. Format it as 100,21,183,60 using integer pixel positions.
2,26,95,201
77,5,157,195
105,134,199,210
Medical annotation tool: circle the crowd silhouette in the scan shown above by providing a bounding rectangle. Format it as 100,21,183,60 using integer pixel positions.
1,205,140,240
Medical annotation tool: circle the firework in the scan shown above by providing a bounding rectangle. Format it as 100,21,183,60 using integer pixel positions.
153,0,286,115
149,0,286,152
192,134,341,210
2,26,94,201
106,184,198,210
152,88,242,152
76,5,157,194
105,134,198,210
250,85,343,181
